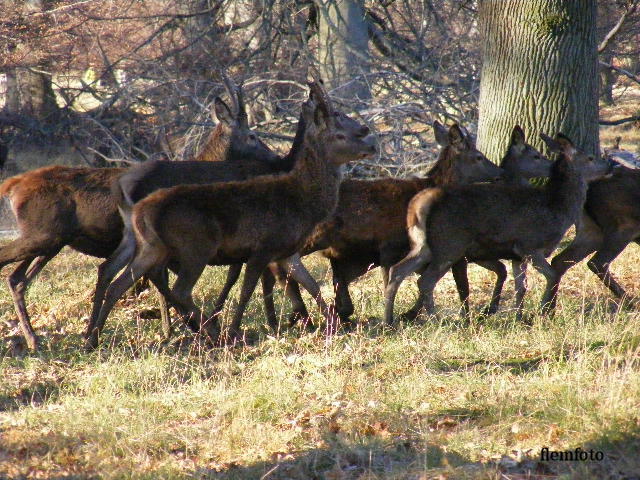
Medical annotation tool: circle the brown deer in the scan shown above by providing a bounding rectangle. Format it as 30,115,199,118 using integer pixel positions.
541,164,640,314
87,79,376,348
444,125,553,320
384,134,611,325
0,81,276,351
261,125,551,327
86,83,368,342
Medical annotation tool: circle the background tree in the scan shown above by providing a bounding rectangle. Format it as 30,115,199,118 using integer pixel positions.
476,0,599,161
0,0,637,176
316,0,371,102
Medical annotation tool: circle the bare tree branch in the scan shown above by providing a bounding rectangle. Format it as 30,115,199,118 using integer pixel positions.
598,0,639,53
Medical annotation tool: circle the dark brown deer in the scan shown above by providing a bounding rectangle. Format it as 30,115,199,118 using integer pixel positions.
444,125,553,320
384,134,612,325
262,124,551,327
86,84,368,342
541,164,640,314
0,83,276,351
87,80,376,348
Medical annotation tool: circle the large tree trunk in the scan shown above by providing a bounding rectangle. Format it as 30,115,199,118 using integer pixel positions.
4,68,59,120
477,0,599,161
317,0,371,103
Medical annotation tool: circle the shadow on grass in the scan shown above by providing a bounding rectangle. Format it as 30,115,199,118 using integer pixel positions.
430,355,545,376
194,435,478,480
0,377,61,412
484,429,640,480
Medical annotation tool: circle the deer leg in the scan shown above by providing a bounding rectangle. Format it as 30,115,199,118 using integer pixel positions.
512,260,528,322
0,236,57,268
86,245,163,350
544,216,601,315
586,232,635,301
527,251,558,316
415,263,449,318
451,259,470,316
381,266,390,289
474,260,507,316
384,245,432,325
0,236,63,351
168,260,218,342
330,258,368,325
153,267,172,340
212,264,243,317
270,263,309,327
277,254,336,334
88,230,137,338
261,266,281,331
224,256,270,344
7,255,55,351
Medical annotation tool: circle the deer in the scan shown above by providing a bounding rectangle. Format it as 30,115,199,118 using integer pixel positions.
261,124,551,328
86,78,377,349
443,125,553,321
541,164,640,314
85,81,369,345
383,133,612,325
0,77,277,351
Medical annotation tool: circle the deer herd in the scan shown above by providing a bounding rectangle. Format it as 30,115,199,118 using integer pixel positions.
1,72,637,353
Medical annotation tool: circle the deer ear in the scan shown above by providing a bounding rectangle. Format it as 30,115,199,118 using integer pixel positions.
433,121,449,147
540,133,562,153
554,133,577,157
301,98,315,126
448,124,468,150
510,125,526,146
312,103,329,130
214,97,234,125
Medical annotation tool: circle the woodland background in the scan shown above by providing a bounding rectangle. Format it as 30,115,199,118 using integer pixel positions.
0,0,637,180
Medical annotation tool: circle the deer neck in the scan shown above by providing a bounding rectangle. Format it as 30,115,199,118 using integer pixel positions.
195,125,230,162
291,138,343,221
547,157,587,226
281,114,307,170
501,169,531,186
427,147,460,186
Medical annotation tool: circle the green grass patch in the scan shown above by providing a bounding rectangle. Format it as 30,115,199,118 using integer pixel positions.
1,247,640,479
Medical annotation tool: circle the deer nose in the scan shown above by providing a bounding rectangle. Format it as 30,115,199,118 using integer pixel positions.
357,125,370,138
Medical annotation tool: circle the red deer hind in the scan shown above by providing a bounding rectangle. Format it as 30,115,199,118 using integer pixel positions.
384,133,611,325
88,78,376,347
0,76,276,351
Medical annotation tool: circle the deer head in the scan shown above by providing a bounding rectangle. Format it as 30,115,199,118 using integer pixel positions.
212,72,279,164
540,133,612,182
304,78,376,165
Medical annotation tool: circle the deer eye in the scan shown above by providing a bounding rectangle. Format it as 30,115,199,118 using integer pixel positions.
335,133,346,140
248,133,257,141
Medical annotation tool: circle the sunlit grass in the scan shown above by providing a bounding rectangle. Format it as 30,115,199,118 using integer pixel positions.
1,242,640,479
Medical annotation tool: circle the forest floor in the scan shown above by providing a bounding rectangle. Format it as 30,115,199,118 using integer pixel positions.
1,241,639,480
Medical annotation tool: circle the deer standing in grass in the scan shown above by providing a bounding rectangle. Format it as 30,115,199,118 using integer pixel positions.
0,79,275,351
444,125,553,321
88,80,376,347
542,164,640,314
87,82,369,344
262,124,551,326
384,134,611,325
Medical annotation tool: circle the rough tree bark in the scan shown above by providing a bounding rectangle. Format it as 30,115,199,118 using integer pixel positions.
4,68,59,121
3,0,59,123
316,0,371,103
477,0,599,161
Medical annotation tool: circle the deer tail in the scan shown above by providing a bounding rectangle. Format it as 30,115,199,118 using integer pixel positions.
406,188,444,261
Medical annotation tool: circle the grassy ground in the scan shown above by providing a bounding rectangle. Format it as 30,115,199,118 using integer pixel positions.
1,98,640,479
1,242,640,480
